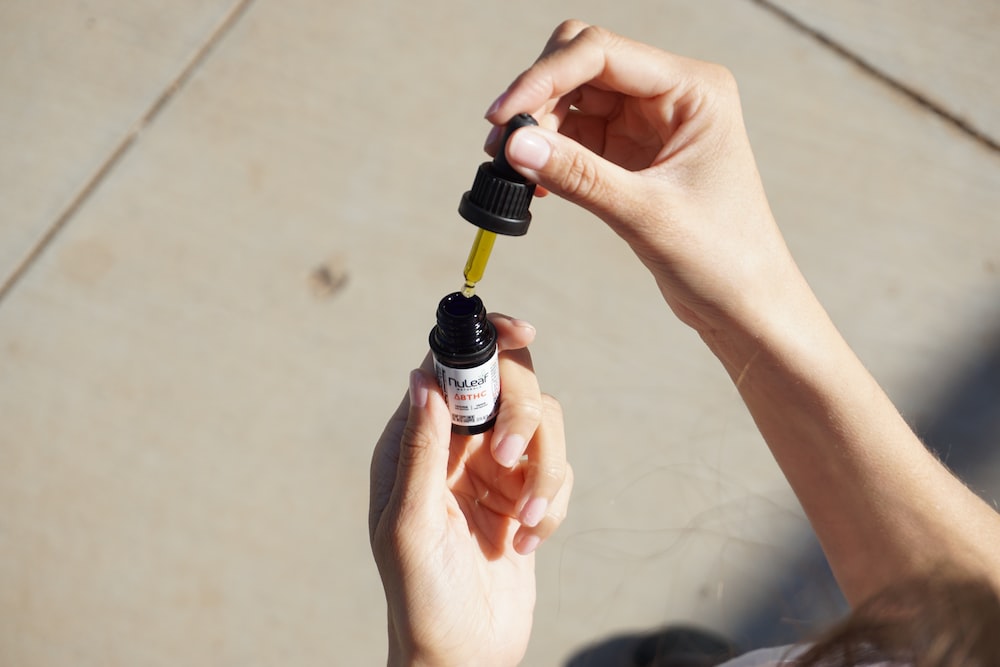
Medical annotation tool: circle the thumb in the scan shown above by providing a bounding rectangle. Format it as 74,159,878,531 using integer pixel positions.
505,125,640,225
392,369,452,512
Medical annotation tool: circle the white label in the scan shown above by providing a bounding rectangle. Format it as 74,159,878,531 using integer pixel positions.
433,348,500,428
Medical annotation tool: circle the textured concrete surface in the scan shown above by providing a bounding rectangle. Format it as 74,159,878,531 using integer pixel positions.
768,0,1000,143
1,1,998,665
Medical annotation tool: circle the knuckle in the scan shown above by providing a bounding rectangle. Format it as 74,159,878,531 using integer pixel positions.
555,18,589,38
541,393,563,418
547,504,568,524
561,150,603,203
537,461,567,487
577,24,612,47
705,63,739,98
398,423,435,468
519,67,558,102
503,396,544,424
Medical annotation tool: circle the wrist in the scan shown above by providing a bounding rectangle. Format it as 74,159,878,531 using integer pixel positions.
387,615,416,667
388,640,430,667
657,218,826,378
387,624,442,667
387,639,409,667
696,277,843,389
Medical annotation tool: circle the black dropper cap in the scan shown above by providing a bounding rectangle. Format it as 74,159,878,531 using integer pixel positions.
458,113,538,236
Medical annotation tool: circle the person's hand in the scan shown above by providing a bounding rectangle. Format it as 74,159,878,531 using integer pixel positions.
486,20,809,341
369,315,572,666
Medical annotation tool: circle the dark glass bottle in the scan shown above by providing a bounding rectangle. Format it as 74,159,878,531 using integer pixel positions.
428,292,500,435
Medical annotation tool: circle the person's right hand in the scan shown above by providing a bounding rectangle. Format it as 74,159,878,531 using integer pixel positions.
486,20,809,340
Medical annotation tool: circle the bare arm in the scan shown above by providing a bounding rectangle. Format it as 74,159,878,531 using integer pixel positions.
490,19,1000,606
703,264,1000,604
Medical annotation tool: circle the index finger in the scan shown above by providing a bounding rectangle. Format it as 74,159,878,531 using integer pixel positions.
486,21,695,125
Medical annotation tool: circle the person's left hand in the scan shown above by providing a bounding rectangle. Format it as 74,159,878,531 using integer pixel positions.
369,314,572,666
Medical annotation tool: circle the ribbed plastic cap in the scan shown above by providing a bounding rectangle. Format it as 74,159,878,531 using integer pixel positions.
458,113,538,236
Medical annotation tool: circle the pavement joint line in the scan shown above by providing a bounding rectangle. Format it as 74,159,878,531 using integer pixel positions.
750,0,1000,156
0,0,258,306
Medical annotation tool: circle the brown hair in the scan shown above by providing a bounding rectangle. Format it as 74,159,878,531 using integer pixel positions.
794,575,1000,667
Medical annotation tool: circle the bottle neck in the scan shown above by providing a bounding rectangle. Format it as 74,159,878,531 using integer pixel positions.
429,292,496,362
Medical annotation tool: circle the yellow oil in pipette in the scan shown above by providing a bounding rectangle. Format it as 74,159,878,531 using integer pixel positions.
461,229,497,297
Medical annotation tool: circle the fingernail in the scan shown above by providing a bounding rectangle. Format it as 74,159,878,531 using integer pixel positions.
408,370,428,409
519,497,548,528
483,124,502,151
484,91,508,118
507,128,551,171
493,434,526,468
516,533,541,555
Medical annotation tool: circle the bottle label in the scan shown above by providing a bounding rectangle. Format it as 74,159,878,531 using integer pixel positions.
433,349,500,429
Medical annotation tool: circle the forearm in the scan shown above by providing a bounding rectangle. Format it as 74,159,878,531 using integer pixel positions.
702,270,1000,605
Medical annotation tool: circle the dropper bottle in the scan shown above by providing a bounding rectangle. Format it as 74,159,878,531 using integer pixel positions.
429,292,499,435
429,114,539,433
458,113,539,297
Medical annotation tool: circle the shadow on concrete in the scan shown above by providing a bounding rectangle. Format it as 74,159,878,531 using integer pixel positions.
567,625,741,667
564,330,1000,665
